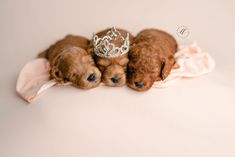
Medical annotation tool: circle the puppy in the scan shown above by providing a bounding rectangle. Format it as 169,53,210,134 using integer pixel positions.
88,28,134,87
38,35,101,89
127,29,177,91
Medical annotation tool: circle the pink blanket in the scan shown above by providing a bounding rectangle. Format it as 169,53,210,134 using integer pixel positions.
16,43,215,103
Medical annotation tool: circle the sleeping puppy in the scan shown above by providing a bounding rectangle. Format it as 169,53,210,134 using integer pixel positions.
127,29,178,91
38,35,101,89
88,27,134,87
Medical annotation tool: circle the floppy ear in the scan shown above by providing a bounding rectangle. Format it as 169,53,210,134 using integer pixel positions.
50,66,65,83
160,56,175,80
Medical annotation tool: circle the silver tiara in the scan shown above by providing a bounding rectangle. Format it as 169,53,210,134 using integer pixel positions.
92,27,130,58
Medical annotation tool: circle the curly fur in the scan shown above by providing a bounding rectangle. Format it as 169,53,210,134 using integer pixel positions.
88,28,134,87
127,29,177,91
38,35,101,89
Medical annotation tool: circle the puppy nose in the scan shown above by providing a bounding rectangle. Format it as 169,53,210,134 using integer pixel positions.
111,77,120,83
134,81,143,88
87,73,96,82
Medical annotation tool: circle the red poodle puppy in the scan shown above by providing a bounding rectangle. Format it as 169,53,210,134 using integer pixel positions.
39,35,101,89
127,29,178,91
88,27,134,87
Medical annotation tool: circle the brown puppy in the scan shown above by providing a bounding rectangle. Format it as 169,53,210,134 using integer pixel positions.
38,35,101,89
127,29,177,91
88,28,134,87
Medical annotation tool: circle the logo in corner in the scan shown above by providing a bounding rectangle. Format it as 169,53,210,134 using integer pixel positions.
176,25,190,39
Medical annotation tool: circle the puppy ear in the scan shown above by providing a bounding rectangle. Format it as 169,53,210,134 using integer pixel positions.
51,67,65,83
160,56,175,80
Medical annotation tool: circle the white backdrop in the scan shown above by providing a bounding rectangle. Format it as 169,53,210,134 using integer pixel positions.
0,0,235,157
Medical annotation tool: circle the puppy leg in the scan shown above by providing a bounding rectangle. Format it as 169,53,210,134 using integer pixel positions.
161,56,175,80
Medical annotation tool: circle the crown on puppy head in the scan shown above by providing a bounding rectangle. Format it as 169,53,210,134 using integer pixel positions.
92,27,130,58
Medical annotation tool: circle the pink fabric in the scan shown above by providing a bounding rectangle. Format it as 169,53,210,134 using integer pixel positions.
153,42,215,88
16,43,215,103
16,59,57,103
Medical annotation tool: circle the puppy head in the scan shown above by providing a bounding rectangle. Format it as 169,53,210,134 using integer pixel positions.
90,28,133,87
95,54,129,87
127,43,161,92
51,47,101,89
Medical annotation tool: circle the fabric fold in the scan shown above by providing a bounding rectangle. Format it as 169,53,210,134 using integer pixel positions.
16,58,57,103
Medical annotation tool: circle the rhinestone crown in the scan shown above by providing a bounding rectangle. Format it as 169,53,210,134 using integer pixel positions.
92,27,130,58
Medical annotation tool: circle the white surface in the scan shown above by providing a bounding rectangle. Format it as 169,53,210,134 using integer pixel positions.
0,0,235,157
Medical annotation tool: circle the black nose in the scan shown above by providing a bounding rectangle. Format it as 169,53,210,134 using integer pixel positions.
87,73,96,82
134,81,143,88
111,77,120,83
